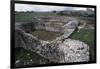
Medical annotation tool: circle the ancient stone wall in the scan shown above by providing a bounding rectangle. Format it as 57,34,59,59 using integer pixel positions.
15,28,65,62
15,17,89,64
33,16,74,33
15,27,89,63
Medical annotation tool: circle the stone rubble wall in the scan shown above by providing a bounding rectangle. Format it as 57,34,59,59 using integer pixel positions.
15,28,89,63
15,28,64,62
16,17,79,39
33,16,70,33
15,17,89,63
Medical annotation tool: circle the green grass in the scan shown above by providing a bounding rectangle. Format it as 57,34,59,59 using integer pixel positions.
15,12,58,22
15,13,34,22
70,29,94,45
15,12,95,25
15,48,51,67
70,29,95,61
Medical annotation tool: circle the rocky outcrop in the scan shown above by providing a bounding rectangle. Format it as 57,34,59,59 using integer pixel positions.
15,28,89,63
15,17,79,40
57,39,89,62
15,28,64,62
15,17,89,65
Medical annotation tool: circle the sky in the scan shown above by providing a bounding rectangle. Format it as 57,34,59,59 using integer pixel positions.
15,4,88,12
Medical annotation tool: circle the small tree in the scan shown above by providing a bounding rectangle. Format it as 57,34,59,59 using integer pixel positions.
53,11,56,13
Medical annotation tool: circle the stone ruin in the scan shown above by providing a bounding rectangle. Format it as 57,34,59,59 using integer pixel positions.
15,16,89,65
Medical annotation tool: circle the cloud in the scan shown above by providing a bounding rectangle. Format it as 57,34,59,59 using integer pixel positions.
15,4,70,12
15,3,89,12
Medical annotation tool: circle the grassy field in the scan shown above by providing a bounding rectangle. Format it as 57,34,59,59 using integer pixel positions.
15,48,52,67
15,12,58,22
15,12,95,23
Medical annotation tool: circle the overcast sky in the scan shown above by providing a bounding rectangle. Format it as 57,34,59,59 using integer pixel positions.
15,4,89,12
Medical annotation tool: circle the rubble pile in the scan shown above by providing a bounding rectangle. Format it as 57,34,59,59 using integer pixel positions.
15,17,89,66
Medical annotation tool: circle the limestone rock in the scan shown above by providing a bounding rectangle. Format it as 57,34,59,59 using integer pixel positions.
15,17,89,65
58,39,89,62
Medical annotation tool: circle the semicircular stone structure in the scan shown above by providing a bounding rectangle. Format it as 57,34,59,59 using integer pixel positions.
15,16,89,64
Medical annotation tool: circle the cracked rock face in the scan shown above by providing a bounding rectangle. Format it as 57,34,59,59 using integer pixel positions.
58,39,89,62
15,17,89,66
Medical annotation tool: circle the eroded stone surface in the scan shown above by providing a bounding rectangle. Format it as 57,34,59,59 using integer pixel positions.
15,17,89,66
58,39,89,62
